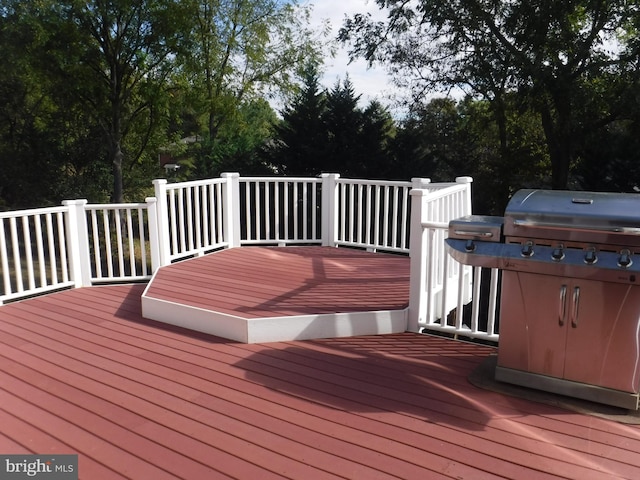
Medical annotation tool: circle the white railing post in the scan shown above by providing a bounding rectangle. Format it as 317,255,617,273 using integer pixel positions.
407,189,429,332
321,173,340,247
153,179,172,266
456,176,473,213
145,197,161,272
62,199,92,288
221,172,241,248
412,177,431,189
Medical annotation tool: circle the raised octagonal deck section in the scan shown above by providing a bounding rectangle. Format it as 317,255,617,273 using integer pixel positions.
142,246,411,343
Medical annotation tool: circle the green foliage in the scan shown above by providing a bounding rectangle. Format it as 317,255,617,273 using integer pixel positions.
3,0,640,214
192,98,279,178
0,1,108,206
341,0,640,191
323,77,366,175
174,0,325,178
386,95,551,214
0,0,322,207
265,62,330,176
264,66,396,178
359,101,397,179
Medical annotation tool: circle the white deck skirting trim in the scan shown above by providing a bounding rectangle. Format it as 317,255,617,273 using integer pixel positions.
141,283,408,343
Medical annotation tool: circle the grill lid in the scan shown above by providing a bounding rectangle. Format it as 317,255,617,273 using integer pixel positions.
503,189,640,244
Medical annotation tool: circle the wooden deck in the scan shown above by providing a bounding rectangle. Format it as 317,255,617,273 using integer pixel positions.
2,284,640,479
142,246,411,343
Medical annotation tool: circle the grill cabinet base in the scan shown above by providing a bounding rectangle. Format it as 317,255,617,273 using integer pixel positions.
495,366,640,410
497,270,640,410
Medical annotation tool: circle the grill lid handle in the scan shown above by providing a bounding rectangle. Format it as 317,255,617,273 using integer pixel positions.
453,230,494,238
571,198,593,204
511,220,640,235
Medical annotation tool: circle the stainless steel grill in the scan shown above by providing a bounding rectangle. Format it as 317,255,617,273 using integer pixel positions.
446,189,640,410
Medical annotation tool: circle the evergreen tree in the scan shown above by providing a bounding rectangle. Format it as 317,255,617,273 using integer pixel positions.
266,68,398,178
266,63,329,175
359,101,396,179
323,76,364,175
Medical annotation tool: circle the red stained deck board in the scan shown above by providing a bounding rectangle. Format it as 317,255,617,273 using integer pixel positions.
0,330,357,479
281,341,640,458
144,246,411,318
2,284,640,479
199,345,637,479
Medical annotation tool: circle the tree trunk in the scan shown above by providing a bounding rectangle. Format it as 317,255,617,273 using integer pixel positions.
110,138,124,204
538,96,572,190
549,138,571,190
110,96,124,203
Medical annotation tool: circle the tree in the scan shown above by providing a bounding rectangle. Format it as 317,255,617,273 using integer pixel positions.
265,62,329,176
358,100,396,179
0,3,59,207
341,0,640,189
48,0,186,203
177,0,325,177
323,76,365,175
265,67,397,178
0,1,110,206
578,119,640,193
195,98,279,177
455,96,549,213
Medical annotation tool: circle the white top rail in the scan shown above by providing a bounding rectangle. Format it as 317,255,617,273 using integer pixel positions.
162,177,228,190
0,205,68,219
84,202,152,211
241,176,323,183
337,178,413,188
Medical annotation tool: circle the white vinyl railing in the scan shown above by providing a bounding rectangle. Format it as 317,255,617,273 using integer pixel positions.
1,173,500,342
239,176,323,245
153,178,229,264
334,178,413,252
83,201,160,283
0,205,73,303
0,198,160,303
407,178,500,342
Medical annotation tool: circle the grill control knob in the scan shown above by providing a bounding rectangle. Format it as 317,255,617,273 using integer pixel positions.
521,241,534,257
552,245,565,261
618,249,633,268
465,240,476,252
584,248,597,265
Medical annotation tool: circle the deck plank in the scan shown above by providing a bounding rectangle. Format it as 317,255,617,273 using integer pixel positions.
2,280,640,478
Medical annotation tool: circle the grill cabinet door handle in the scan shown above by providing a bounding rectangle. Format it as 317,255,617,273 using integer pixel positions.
571,286,580,328
559,285,567,326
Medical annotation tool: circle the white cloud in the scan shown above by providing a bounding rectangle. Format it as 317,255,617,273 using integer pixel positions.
305,0,396,107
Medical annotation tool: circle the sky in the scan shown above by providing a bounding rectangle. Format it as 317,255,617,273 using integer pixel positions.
304,0,396,107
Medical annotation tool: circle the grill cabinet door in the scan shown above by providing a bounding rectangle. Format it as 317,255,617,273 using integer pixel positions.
563,279,640,393
498,271,640,394
497,271,568,378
